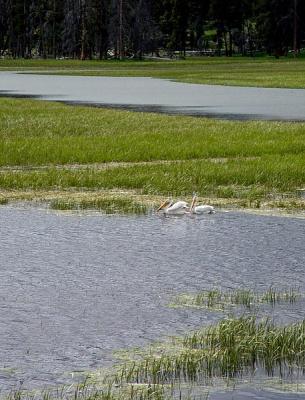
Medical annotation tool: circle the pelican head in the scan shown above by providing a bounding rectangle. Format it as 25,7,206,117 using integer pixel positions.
157,199,171,212
189,194,197,213
157,199,188,215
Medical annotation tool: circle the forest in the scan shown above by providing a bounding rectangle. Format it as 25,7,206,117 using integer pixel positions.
0,0,304,60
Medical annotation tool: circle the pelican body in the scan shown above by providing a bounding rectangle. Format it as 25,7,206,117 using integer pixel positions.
157,199,188,215
189,195,215,214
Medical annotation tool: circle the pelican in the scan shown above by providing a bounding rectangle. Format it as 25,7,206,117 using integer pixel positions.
189,195,215,214
157,199,188,215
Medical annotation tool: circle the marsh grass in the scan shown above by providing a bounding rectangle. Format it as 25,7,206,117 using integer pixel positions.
0,155,304,199
1,98,305,211
173,288,301,310
6,382,168,400
262,287,300,305
1,98,305,167
50,197,149,215
115,316,305,389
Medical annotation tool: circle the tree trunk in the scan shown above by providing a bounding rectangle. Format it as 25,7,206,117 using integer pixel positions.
80,0,86,60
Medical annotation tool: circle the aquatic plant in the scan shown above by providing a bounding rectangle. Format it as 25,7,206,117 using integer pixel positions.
5,381,168,400
173,287,301,310
115,316,305,388
49,197,149,215
261,287,300,305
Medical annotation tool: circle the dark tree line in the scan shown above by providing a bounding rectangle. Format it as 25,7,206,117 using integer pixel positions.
0,0,304,59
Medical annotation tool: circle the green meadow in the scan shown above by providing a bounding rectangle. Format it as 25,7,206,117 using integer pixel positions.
1,57,305,88
0,97,305,212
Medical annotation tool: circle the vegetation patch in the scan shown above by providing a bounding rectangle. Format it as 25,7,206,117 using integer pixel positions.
108,317,305,393
0,157,304,200
0,97,304,213
50,196,149,215
172,287,301,310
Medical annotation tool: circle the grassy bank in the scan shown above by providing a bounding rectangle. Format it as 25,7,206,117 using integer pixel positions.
1,57,305,88
1,97,305,213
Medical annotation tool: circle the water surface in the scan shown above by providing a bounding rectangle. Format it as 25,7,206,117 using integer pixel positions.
1,72,305,120
0,206,305,397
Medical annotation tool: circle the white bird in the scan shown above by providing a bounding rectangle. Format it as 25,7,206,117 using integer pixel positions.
189,195,215,214
157,199,188,215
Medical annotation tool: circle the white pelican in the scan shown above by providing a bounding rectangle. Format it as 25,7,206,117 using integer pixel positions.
189,195,215,214
157,199,188,215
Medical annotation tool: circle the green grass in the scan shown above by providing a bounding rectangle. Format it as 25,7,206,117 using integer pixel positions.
0,155,304,198
2,98,305,167
1,97,305,211
2,57,305,88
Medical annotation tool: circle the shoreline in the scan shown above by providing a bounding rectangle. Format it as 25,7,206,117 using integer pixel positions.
1,189,304,219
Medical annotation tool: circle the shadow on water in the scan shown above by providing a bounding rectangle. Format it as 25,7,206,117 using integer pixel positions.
0,90,45,100
0,90,301,121
0,90,63,100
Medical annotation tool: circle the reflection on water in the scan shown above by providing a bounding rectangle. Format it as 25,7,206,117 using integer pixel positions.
0,205,305,397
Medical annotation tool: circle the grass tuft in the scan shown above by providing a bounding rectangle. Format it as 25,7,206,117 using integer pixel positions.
49,197,149,215
173,287,301,310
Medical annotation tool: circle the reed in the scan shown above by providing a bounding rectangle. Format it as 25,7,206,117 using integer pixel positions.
261,287,300,305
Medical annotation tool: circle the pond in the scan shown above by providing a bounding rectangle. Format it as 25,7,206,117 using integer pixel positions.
1,72,305,120
1,205,305,398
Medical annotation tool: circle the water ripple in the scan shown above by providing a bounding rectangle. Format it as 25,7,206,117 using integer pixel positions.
0,206,305,391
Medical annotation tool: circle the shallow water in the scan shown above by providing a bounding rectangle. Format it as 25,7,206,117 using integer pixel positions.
0,206,305,396
1,72,305,120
